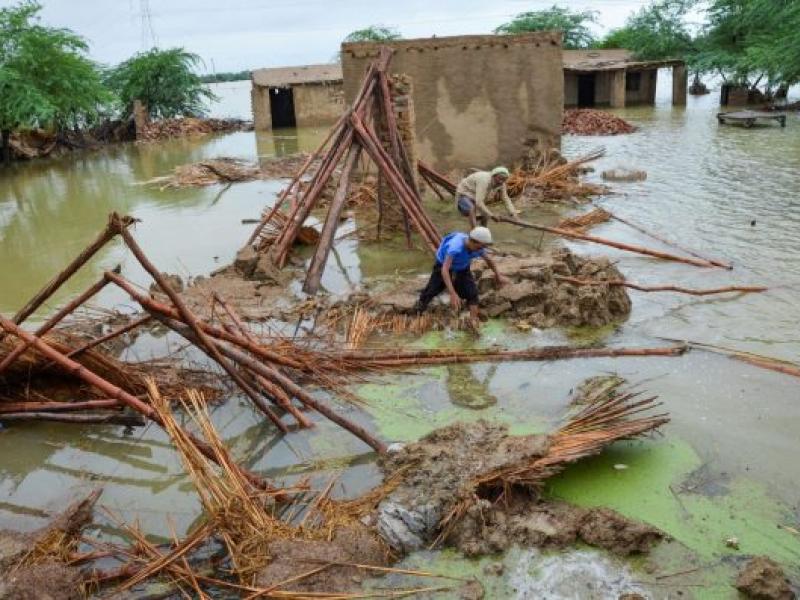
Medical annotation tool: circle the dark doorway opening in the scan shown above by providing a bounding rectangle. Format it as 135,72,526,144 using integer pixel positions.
577,74,596,107
269,87,296,128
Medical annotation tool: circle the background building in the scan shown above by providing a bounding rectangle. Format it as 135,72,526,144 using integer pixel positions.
251,64,344,130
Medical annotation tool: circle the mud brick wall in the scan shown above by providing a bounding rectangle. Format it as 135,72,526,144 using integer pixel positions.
341,33,563,170
293,83,345,127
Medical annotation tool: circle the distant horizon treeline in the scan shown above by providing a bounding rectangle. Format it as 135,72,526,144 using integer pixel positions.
200,70,251,83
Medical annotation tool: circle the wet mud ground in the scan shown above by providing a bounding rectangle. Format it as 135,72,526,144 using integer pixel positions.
1,82,800,597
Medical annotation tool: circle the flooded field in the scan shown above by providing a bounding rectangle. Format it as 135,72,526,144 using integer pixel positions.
1,76,799,597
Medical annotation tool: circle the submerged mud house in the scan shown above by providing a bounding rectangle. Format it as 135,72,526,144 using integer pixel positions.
563,49,687,108
341,33,564,169
251,64,344,130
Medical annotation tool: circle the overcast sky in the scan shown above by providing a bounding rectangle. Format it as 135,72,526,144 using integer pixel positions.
12,1,657,72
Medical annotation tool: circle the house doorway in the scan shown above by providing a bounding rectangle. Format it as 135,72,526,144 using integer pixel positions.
269,87,296,128
577,74,596,107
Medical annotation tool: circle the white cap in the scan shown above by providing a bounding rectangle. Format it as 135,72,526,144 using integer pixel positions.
469,226,493,245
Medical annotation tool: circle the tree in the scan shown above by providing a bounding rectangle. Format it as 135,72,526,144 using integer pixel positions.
494,5,598,49
596,1,695,61
343,25,402,43
0,1,110,163
105,48,216,120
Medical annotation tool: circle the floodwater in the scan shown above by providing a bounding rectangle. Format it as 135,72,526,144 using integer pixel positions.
1,74,799,597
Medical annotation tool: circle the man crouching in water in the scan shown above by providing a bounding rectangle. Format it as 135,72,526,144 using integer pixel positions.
414,226,508,330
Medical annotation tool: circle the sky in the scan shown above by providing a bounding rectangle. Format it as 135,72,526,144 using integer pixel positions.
11,0,658,73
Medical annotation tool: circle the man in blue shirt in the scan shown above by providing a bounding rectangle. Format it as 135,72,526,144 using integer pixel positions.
415,226,508,328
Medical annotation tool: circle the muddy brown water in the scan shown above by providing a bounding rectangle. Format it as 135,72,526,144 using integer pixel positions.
1,77,799,596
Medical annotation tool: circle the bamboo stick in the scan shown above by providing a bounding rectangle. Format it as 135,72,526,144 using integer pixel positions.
304,143,362,294
418,161,456,195
495,215,722,269
0,399,121,413
65,315,152,359
350,113,440,251
246,112,348,246
112,218,288,433
0,316,271,491
9,215,133,328
340,345,687,366
105,272,306,371
604,210,733,270
555,276,767,296
213,294,313,428
0,267,119,375
150,314,387,453
0,412,144,426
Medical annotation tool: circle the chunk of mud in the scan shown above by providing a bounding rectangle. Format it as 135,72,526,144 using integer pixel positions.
0,562,82,600
234,246,259,277
736,556,796,600
256,525,389,594
377,421,550,553
448,495,663,557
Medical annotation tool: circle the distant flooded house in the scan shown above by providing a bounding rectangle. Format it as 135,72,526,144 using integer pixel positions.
563,49,687,108
340,32,564,170
250,64,344,130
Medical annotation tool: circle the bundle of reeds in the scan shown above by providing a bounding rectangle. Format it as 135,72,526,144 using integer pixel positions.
506,148,607,201
557,207,612,232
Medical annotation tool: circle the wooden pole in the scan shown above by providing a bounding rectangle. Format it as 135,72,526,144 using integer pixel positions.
105,272,306,371
66,315,152,359
0,267,120,375
246,112,348,246
0,412,145,426
151,314,387,453
112,218,288,433
339,345,687,366
495,215,722,269
10,215,133,328
555,276,766,296
350,113,440,251
604,210,733,270
212,293,313,429
0,399,121,413
0,316,272,491
303,143,362,294
418,161,456,195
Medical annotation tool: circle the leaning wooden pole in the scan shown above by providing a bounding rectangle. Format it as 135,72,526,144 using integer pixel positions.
604,210,733,270
0,316,272,490
212,293,313,428
111,217,288,433
246,112,349,247
555,276,767,296
151,314,387,453
495,215,722,269
9,215,133,328
303,143,362,294
0,267,120,375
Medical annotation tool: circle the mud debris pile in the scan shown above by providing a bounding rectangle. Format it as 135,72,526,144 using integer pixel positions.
355,248,631,328
136,117,251,142
371,418,664,557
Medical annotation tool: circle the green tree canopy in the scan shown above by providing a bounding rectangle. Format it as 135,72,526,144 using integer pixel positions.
343,25,402,43
597,0,695,61
0,1,109,139
105,47,215,120
494,5,598,49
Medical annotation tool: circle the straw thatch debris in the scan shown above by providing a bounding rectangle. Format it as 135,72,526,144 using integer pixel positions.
506,147,609,204
558,207,612,232
563,109,636,135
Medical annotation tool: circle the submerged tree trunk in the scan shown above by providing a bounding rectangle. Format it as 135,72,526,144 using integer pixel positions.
1,129,11,165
